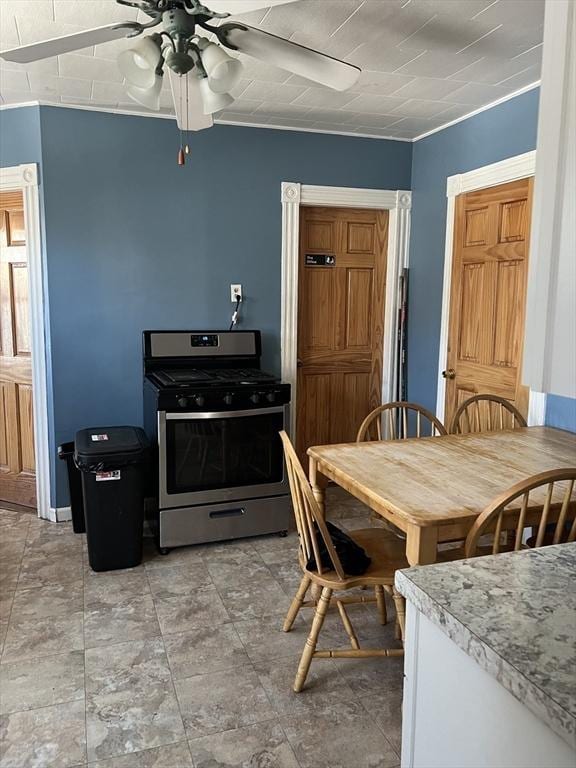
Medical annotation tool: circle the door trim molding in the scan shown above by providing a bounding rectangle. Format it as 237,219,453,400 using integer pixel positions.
0,164,51,520
280,182,412,438
436,151,537,422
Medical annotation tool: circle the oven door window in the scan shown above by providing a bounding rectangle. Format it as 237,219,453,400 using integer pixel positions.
165,412,285,494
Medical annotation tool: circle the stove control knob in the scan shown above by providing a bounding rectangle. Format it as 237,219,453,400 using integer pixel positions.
224,394,233,406
178,397,189,408
250,393,260,405
266,392,276,403
194,395,206,407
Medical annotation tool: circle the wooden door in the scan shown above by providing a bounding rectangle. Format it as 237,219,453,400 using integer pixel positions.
0,190,36,508
296,206,388,463
444,177,533,428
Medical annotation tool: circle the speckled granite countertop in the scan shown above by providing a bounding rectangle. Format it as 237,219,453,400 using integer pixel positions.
395,543,576,750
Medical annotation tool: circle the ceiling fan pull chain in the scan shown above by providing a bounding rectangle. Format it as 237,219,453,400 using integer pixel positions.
184,76,190,156
177,78,185,166
178,119,185,166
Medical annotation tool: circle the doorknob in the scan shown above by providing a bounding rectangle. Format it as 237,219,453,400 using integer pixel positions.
442,368,456,379
297,359,303,368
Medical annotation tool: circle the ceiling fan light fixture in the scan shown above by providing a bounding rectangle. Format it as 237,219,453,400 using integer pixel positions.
164,49,195,76
198,39,242,94
126,73,163,110
199,77,234,114
118,35,162,88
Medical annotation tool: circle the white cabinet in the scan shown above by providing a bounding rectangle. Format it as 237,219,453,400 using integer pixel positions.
400,603,575,768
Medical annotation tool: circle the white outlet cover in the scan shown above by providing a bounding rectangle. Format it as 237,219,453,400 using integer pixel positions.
230,284,242,302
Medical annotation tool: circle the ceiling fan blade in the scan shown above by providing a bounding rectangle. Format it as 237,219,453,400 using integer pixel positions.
168,69,213,132
218,23,361,91
0,23,140,64
208,0,298,15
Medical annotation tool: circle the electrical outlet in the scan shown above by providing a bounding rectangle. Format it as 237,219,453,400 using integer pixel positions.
230,284,242,302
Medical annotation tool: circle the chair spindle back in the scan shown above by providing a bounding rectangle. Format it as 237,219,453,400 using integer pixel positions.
356,401,447,442
451,394,527,435
465,468,576,558
280,431,346,579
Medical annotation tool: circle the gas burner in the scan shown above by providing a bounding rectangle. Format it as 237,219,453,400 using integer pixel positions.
156,369,212,385
152,367,277,388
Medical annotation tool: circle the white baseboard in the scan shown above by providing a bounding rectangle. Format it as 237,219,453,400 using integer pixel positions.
46,506,72,523
528,391,547,426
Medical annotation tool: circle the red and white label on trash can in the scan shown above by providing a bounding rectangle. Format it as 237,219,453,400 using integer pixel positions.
91,434,109,441
95,470,121,482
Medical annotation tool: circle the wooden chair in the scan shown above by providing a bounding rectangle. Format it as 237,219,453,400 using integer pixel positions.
450,394,527,435
464,468,576,558
436,468,576,565
356,401,447,442
280,430,408,693
356,402,447,540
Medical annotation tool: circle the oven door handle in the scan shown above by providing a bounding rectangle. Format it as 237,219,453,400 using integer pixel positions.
164,406,286,420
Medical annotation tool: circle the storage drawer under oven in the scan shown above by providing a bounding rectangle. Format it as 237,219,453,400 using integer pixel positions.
158,495,292,547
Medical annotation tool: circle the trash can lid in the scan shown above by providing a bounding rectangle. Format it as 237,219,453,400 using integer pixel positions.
74,426,149,467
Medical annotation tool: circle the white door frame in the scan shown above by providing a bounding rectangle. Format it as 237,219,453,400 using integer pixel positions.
280,182,412,438
0,163,51,520
435,151,539,425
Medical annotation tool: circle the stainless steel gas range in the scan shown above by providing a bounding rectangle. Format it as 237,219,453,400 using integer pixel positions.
143,330,291,551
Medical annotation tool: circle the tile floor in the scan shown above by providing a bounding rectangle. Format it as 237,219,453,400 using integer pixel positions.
0,490,403,768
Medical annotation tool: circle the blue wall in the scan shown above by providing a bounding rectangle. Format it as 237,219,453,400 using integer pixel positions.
407,88,540,412
6,106,412,506
545,395,576,433
0,106,42,166
2,92,555,508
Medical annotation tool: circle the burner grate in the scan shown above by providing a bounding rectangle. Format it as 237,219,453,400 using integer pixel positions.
153,367,277,387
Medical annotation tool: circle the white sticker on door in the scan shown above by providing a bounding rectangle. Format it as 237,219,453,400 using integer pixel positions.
95,470,121,482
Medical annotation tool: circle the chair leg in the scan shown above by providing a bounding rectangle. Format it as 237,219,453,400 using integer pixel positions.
294,586,332,693
375,585,387,625
392,590,405,642
336,600,360,650
283,575,311,632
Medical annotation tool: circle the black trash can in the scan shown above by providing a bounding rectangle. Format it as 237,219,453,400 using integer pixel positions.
74,426,149,572
58,442,86,534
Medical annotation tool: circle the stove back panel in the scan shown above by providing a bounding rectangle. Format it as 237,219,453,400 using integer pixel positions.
145,331,260,360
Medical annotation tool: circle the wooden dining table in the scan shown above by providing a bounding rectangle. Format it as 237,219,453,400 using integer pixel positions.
307,426,576,566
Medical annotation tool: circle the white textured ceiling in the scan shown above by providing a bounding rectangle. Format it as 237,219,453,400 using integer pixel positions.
0,0,544,140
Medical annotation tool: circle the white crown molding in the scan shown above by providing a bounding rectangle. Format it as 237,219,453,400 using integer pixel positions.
281,182,411,438
0,100,411,142
0,100,40,111
412,81,541,142
436,150,536,422
0,99,177,122
213,119,413,142
0,80,541,144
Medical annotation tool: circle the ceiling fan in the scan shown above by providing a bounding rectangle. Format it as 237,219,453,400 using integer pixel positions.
0,0,361,162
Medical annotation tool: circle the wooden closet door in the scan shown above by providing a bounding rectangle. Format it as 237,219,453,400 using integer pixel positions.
296,206,388,464
444,177,533,428
0,190,36,508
